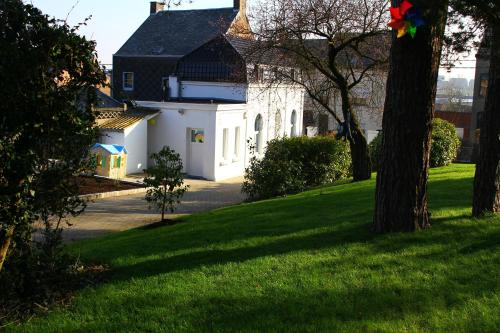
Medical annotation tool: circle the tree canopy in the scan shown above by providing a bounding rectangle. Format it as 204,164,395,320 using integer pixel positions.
0,0,106,271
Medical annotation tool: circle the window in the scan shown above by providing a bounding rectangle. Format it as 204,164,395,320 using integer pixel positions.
479,73,488,98
275,110,282,138
254,65,264,83
123,72,134,91
161,77,169,101
290,110,297,137
255,114,263,153
234,127,241,159
191,129,205,143
96,155,102,167
222,128,229,160
101,156,106,168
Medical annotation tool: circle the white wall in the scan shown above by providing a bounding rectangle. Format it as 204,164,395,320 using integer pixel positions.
141,101,219,180
246,84,305,164
123,120,148,175
138,82,304,182
100,130,124,147
213,108,248,180
181,81,247,102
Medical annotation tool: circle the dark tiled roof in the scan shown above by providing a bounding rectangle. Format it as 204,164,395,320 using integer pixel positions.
115,8,238,57
95,89,123,108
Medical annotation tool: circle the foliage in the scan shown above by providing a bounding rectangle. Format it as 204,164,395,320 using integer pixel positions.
370,119,460,170
144,147,189,221
8,165,500,333
368,132,382,171
0,0,105,277
242,136,351,200
430,119,461,167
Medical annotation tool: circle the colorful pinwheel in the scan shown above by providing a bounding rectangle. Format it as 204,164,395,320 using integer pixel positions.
388,0,425,39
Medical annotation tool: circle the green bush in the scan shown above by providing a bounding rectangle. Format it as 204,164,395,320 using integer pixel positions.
368,132,382,171
430,119,461,167
242,136,351,200
369,119,461,170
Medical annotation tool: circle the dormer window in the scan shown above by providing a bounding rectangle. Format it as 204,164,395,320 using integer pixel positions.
123,72,134,91
254,65,264,83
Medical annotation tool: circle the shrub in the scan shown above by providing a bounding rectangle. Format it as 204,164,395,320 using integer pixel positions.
369,119,461,170
242,136,351,200
430,119,461,167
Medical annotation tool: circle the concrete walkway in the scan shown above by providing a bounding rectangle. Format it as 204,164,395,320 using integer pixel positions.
63,177,245,242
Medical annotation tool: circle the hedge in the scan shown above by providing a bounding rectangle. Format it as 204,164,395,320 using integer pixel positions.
242,136,351,201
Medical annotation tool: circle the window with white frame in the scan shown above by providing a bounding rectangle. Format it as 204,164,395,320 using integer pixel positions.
275,110,282,138
234,126,240,159
255,114,263,153
290,110,297,137
222,128,229,160
123,72,134,91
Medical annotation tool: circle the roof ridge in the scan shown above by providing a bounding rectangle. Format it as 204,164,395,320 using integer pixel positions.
157,7,235,13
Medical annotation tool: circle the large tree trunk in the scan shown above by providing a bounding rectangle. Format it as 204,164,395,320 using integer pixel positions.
373,0,449,232
473,24,500,216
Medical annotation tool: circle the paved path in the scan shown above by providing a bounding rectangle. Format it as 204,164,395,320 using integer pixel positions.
62,177,245,242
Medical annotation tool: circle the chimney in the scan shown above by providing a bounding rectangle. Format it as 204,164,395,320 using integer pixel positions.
233,0,246,14
150,1,165,15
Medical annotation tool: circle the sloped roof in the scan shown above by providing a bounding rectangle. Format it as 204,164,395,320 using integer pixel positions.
93,144,128,155
98,109,159,130
115,8,238,57
95,89,123,108
227,36,285,65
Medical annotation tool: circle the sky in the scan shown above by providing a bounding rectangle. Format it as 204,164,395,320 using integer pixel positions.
27,0,477,81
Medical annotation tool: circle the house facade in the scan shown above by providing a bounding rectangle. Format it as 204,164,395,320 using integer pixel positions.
105,1,304,181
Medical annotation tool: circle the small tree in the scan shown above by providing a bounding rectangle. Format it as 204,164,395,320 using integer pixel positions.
144,147,189,222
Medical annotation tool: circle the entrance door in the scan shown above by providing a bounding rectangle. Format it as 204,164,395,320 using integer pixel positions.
186,128,205,178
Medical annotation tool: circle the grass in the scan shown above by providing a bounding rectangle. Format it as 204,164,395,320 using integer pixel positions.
8,164,499,332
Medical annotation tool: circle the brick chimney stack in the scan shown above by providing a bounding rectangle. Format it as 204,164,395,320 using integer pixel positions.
233,0,246,14
150,1,165,15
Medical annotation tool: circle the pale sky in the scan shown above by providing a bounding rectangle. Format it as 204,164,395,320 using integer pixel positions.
26,0,477,80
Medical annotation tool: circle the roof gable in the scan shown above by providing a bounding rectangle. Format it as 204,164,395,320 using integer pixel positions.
93,144,128,155
115,8,238,57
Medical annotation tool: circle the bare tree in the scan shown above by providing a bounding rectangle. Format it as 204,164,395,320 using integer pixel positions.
248,0,390,181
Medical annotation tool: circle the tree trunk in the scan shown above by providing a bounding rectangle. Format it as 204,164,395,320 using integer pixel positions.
0,226,15,273
473,23,500,216
340,87,372,181
373,0,449,232
349,126,372,181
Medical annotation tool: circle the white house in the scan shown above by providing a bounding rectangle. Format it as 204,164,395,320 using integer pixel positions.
140,83,303,181
100,1,304,181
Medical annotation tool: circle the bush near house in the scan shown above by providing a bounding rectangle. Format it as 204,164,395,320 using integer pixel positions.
243,136,351,200
370,119,461,170
368,132,382,171
430,119,461,167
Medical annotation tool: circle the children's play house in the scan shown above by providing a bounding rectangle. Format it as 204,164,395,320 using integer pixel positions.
92,144,128,179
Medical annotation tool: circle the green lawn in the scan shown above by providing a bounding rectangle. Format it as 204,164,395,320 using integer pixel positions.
9,164,500,332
